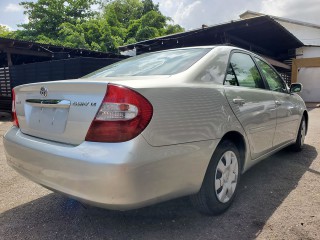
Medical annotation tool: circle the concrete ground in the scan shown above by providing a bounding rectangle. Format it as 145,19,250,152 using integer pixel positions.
0,109,319,240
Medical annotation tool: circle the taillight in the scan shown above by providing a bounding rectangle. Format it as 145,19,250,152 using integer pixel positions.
12,89,19,127
85,84,153,142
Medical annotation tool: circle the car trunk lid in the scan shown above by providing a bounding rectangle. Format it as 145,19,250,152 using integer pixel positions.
14,80,108,145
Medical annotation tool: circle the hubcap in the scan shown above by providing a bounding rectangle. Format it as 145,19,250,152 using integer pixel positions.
215,151,239,203
300,120,306,146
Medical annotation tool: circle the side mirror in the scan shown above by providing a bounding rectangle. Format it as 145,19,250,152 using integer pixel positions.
290,83,303,93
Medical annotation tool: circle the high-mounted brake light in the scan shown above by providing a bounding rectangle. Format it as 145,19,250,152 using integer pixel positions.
12,89,19,127
85,84,153,142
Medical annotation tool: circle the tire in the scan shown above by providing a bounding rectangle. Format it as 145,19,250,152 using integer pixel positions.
190,140,241,215
291,116,306,152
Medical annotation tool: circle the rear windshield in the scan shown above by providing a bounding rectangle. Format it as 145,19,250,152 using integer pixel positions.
84,48,211,78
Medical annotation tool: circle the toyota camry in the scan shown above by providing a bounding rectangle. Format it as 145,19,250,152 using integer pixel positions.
3,46,308,215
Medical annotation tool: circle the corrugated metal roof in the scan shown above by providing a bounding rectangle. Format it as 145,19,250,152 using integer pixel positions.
240,11,320,30
120,16,303,61
240,11,320,46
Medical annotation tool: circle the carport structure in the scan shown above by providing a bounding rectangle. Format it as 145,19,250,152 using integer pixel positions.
120,15,304,84
0,37,121,67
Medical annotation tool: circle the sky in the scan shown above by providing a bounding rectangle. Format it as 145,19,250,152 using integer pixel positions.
1,0,320,31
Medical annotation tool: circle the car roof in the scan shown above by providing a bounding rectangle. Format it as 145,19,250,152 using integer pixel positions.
144,45,249,55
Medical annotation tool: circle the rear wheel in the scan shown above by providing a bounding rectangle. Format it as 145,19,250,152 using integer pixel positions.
291,116,306,152
190,140,240,215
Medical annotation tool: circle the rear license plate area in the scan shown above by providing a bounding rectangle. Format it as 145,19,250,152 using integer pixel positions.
25,105,69,133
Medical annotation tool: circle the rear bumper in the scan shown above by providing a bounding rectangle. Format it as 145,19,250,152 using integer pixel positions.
3,127,217,210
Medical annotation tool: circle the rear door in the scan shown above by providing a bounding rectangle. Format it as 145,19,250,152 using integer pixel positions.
254,57,301,146
224,52,277,159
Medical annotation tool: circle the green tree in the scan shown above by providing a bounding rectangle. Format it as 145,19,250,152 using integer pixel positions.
140,10,167,30
165,24,185,35
58,18,124,52
14,0,184,52
16,0,99,41
142,0,159,14
102,0,184,44
103,0,143,28
0,25,15,38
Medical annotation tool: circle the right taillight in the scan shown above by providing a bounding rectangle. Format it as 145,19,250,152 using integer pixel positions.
12,89,19,127
85,84,153,142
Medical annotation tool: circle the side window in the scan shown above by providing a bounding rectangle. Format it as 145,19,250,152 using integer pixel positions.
228,53,264,89
254,58,287,93
225,64,238,86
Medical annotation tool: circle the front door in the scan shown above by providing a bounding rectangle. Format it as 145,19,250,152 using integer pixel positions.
254,57,300,146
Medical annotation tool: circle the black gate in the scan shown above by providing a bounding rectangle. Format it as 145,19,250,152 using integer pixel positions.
0,67,12,113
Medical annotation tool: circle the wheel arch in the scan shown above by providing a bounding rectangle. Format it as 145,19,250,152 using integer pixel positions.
190,131,246,214
219,131,246,172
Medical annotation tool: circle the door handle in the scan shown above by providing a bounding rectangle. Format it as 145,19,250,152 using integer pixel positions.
275,100,282,106
233,98,245,105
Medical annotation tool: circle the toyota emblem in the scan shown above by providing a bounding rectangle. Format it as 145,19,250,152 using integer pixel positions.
40,87,48,97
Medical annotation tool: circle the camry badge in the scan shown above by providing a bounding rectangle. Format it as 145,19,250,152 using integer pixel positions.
40,87,48,97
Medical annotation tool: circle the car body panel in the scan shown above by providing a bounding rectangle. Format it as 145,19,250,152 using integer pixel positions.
272,91,303,147
224,86,277,159
137,84,244,146
14,81,108,145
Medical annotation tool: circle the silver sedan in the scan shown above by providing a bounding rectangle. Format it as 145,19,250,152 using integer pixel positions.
3,46,307,215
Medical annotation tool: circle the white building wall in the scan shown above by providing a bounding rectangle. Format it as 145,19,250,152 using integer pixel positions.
296,46,320,102
296,46,320,58
275,21,320,46
297,68,320,102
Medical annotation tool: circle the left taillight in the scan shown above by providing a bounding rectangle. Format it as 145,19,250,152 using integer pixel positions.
85,84,153,142
12,89,19,127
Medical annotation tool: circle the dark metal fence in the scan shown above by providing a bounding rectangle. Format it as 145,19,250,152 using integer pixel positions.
10,57,121,88
0,67,12,113
278,70,292,86
0,67,11,97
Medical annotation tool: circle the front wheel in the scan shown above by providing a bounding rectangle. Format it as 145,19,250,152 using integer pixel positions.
190,140,241,215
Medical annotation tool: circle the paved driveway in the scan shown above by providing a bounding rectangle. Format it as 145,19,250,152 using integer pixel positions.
1,109,319,240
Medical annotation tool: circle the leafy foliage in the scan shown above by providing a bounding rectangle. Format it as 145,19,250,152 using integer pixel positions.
16,0,99,41
0,25,15,38
12,0,184,52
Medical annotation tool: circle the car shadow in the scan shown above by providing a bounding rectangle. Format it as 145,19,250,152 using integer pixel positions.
0,144,317,240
